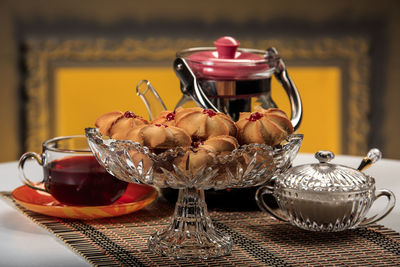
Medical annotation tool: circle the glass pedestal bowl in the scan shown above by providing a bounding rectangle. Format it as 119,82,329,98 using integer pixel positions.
85,128,303,259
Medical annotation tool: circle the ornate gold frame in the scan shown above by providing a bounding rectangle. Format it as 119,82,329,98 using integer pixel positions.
24,37,370,154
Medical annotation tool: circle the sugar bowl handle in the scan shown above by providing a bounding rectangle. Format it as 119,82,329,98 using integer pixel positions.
255,184,289,222
18,152,46,192
359,189,396,226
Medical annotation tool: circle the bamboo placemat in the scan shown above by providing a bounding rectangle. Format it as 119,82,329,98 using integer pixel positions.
2,192,400,266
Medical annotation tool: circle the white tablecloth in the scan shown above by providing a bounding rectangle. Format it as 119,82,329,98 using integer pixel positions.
0,153,399,266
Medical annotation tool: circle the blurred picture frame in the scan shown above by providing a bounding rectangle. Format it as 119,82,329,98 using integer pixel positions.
22,36,371,155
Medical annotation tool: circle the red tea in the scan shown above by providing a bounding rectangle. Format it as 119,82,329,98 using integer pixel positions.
44,156,128,206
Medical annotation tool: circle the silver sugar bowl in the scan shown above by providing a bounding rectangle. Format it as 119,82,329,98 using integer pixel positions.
256,149,396,232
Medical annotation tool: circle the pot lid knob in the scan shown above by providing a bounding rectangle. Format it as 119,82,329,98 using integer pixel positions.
214,36,240,59
315,150,335,163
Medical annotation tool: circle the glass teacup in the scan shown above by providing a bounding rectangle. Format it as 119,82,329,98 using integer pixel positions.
18,135,128,206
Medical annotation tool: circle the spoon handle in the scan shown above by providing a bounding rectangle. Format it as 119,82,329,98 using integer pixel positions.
357,148,382,171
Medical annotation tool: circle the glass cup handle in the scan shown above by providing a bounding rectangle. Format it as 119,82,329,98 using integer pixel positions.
255,185,289,222
359,189,396,226
18,152,46,192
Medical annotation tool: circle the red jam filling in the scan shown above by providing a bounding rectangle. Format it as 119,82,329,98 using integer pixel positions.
124,111,137,118
155,124,168,128
166,112,175,121
247,112,263,121
192,136,204,148
192,140,204,149
203,109,217,117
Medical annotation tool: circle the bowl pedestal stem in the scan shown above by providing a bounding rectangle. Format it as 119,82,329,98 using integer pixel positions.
148,187,233,259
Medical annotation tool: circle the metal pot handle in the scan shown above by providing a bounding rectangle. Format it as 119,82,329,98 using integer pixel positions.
173,58,221,112
266,48,303,131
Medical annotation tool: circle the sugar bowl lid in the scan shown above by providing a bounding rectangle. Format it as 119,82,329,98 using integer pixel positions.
276,149,382,192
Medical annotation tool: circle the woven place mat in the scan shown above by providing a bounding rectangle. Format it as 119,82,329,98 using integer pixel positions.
2,192,400,267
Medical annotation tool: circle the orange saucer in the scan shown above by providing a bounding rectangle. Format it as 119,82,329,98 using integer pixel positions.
12,183,157,220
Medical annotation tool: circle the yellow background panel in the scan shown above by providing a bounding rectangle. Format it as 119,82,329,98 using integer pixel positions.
55,66,341,154
55,67,182,134
271,67,342,154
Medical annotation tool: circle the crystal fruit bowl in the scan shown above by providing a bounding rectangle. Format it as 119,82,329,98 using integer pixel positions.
86,128,303,259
